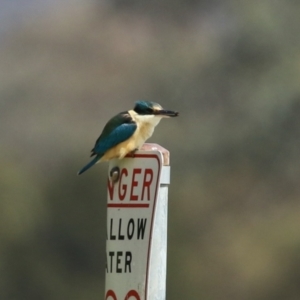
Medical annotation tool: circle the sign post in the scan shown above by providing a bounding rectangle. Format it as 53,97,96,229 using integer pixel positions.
105,143,170,300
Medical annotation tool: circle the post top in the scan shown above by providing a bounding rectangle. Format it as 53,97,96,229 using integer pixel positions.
140,143,170,166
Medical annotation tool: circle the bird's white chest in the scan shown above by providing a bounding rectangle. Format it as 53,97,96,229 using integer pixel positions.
134,115,161,148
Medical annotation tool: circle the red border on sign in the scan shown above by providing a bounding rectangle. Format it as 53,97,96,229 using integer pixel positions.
135,153,161,300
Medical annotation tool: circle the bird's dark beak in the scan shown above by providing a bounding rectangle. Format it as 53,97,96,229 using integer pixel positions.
156,109,179,117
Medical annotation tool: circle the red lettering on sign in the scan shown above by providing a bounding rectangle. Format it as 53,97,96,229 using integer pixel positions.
107,166,155,203
105,289,140,300
118,168,128,200
141,168,153,201
107,179,114,200
125,290,140,300
130,168,141,201
105,289,117,300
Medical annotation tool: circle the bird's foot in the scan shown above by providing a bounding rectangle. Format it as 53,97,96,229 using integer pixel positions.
129,148,138,158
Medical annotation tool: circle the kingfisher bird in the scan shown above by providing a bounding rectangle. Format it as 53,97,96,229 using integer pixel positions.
77,101,178,175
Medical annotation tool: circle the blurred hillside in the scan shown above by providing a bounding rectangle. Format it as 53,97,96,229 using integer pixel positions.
1,0,300,299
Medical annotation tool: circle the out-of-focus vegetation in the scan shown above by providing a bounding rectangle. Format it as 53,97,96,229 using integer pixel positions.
1,0,300,299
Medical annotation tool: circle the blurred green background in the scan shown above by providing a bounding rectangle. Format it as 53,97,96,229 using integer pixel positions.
1,0,300,299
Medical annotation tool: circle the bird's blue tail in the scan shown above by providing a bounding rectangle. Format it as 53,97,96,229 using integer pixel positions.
77,156,101,175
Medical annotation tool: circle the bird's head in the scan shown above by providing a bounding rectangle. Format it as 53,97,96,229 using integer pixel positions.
133,101,179,118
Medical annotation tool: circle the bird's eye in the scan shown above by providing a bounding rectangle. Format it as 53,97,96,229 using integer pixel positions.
133,103,153,115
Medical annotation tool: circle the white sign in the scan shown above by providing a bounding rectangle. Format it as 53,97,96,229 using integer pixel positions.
105,151,163,300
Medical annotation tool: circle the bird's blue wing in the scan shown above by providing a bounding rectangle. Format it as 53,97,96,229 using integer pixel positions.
92,120,137,156
78,112,136,175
